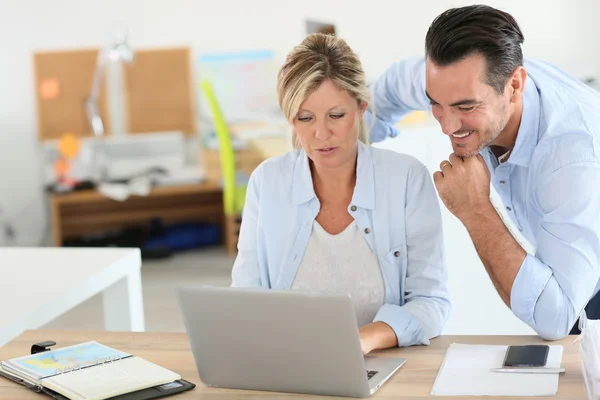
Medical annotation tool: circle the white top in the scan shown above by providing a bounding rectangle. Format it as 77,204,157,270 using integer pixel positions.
290,220,385,327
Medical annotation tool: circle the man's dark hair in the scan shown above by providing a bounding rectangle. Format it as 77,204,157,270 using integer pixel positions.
425,4,525,94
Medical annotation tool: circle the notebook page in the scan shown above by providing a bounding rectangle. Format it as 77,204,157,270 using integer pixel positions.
3,341,130,381
42,356,181,400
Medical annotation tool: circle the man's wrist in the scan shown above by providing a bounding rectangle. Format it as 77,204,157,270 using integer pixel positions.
459,200,498,229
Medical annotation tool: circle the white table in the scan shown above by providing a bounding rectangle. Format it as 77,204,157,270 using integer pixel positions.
0,247,145,347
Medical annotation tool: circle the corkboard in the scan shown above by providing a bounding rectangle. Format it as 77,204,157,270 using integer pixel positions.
34,49,110,141
124,47,196,135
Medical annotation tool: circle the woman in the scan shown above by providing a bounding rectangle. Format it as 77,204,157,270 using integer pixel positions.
231,33,450,353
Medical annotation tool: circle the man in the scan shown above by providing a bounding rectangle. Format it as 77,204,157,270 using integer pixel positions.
366,4,600,339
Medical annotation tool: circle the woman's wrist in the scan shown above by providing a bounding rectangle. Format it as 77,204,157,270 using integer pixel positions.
359,322,397,353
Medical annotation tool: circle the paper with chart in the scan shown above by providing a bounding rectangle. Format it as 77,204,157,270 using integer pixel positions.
198,50,282,124
431,343,563,396
3,341,130,380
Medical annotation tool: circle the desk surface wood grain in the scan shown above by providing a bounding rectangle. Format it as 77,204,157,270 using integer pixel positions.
0,330,586,399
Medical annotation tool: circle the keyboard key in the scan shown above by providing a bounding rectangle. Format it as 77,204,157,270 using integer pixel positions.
366,370,378,380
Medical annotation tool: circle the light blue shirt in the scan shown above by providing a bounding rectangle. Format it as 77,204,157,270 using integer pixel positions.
231,141,450,346
366,56,600,340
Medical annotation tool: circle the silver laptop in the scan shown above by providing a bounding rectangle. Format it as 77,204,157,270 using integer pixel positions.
177,285,406,398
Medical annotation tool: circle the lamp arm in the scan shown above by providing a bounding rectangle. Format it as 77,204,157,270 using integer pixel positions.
85,46,109,137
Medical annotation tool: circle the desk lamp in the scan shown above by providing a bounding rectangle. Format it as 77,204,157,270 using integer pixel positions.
85,24,134,181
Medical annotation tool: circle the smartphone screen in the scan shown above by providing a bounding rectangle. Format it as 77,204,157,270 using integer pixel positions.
503,345,549,367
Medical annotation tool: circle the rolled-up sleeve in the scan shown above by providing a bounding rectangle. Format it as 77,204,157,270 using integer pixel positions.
510,162,600,340
365,56,431,143
374,164,451,346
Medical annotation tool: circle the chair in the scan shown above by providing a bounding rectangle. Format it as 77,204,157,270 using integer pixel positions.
201,79,248,256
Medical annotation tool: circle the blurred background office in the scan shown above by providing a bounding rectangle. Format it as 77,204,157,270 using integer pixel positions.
1,0,599,337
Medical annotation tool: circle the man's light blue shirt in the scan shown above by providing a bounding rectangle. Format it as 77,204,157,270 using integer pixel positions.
231,141,451,346
366,56,600,339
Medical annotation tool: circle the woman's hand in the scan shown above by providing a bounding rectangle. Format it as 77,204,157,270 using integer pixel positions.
359,334,374,355
359,322,398,354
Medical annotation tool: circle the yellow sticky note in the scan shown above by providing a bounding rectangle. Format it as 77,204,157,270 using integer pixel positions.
58,133,81,159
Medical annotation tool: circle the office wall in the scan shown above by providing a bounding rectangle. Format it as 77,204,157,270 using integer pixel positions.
0,0,597,335
1,0,597,245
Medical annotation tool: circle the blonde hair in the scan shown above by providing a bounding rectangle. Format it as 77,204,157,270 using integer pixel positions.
276,33,371,149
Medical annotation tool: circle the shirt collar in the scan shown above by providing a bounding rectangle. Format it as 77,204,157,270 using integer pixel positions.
291,141,375,209
504,74,541,167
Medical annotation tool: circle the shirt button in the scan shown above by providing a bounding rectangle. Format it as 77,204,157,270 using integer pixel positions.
350,205,357,212
364,228,371,234
499,180,506,184
506,206,512,211
394,251,400,257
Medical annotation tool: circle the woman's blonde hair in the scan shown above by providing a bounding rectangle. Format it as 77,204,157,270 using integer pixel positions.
276,33,371,149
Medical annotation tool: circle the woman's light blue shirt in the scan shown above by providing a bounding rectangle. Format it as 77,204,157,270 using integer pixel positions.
231,141,450,346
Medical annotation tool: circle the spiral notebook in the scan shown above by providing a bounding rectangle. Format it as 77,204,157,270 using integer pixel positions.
0,341,194,400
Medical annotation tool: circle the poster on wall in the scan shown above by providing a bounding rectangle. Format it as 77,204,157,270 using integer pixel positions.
197,50,283,126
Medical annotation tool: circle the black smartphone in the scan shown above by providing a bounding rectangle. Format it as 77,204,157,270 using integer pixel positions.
503,345,549,367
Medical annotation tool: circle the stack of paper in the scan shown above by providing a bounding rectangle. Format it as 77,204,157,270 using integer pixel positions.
577,317,600,399
431,343,563,396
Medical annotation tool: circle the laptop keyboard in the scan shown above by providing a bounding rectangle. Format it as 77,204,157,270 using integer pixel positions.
366,370,379,380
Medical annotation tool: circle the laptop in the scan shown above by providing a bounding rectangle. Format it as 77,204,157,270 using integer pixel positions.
177,285,406,398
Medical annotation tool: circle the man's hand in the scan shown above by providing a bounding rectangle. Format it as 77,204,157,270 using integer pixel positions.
433,152,527,307
433,153,494,222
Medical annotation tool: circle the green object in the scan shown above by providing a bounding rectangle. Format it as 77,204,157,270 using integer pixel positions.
201,80,247,215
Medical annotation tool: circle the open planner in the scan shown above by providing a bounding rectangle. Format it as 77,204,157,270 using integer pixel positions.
0,340,195,400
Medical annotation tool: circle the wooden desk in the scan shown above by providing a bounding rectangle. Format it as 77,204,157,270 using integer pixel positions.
0,249,143,347
0,330,586,399
49,135,290,249
49,183,224,246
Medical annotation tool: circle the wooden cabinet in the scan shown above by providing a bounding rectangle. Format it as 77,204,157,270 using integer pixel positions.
50,183,224,247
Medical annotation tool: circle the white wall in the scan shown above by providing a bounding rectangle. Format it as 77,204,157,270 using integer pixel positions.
1,0,598,245
1,0,597,334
